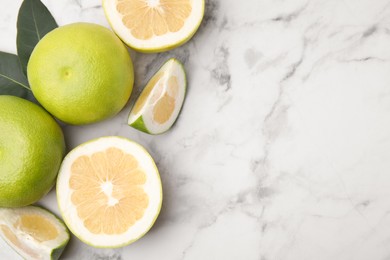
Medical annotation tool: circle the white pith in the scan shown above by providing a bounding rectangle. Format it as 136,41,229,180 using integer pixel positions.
147,0,160,7
0,206,69,260
56,136,162,248
103,0,204,50
128,59,186,134
101,181,119,206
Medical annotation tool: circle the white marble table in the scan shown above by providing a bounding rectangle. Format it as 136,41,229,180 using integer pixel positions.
2,0,390,259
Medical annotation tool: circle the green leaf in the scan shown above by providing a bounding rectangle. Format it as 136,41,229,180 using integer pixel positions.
0,51,34,100
17,0,58,76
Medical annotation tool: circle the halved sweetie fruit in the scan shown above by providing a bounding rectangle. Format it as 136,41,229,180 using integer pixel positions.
128,58,186,134
0,206,69,260
56,136,162,248
103,0,205,52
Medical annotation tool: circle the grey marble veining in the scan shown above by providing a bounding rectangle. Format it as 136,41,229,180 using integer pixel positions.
2,0,390,259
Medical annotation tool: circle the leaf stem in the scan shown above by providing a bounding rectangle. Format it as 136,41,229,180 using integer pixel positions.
0,73,31,91
31,1,41,40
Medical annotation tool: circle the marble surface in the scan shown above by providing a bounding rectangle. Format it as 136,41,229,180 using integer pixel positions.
2,0,390,259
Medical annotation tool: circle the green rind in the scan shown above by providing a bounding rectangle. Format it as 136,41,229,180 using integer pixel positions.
29,205,70,260
47,206,70,260
103,0,205,53
27,23,134,125
128,58,187,135
50,242,68,260
56,136,163,248
0,96,65,207
129,115,150,134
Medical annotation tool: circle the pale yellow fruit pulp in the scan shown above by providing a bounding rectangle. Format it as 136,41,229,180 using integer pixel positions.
69,147,149,234
117,0,192,40
56,136,162,248
103,0,205,52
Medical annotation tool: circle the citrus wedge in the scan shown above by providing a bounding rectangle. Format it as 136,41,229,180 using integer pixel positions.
56,136,162,248
0,206,69,260
128,58,186,134
103,0,205,52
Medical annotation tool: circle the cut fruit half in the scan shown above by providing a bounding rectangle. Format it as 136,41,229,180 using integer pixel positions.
128,58,186,134
56,136,162,248
0,206,69,260
103,0,205,52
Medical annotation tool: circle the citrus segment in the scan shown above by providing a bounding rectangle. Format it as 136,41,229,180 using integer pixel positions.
57,136,162,248
103,0,205,52
16,215,59,242
133,71,164,115
0,206,70,260
153,75,179,124
117,0,192,40
128,58,186,134
0,225,40,259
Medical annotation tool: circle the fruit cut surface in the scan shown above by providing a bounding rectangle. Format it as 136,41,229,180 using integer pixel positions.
128,58,186,134
56,136,162,248
103,0,205,52
0,206,69,260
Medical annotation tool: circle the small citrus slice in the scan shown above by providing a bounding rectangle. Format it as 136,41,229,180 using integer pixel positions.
128,58,186,134
0,206,69,260
56,136,162,248
103,0,205,52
